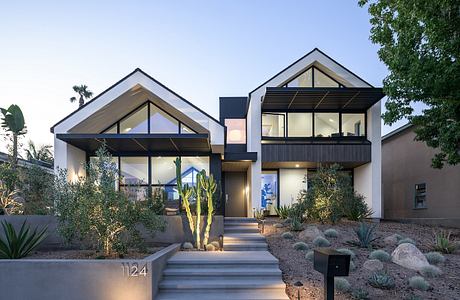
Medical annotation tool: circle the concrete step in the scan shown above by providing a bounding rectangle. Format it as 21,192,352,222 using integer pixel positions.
224,222,259,227
224,243,268,251
159,278,286,290
225,233,266,242
156,288,289,300
224,226,260,233
224,217,257,223
163,267,281,279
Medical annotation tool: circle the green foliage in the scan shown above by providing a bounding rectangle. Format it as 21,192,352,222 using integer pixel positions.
313,236,331,247
349,260,357,271
182,242,193,249
274,204,291,219
289,216,303,231
174,157,195,236
343,192,373,221
293,242,309,250
352,288,370,300
201,171,217,247
398,238,416,246
305,250,314,261
368,271,396,289
0,162,19,194
0,181,22,215
369,249,390,262
70,84,93,107
420,265,442,278
0,220,47,258
324,228,339,238
148,187,166,215
205,244,216,251
281,232,294,239
336,248,356,260
408,276,430,291
0,104,27,167
353,222,377,248
359,0,460,168
25,140,53,165
334,277,351,292
424,251,445,265
432,230,457,254
253,208,265,221
193,171,203,249
20,164,54,215
54,146,165,256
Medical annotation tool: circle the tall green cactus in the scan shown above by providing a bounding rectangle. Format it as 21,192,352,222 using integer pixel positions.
174,158,195,235
201,172,217,247
194,171,204,249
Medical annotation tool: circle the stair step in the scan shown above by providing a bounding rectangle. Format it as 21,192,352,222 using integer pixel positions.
224,243,268,251
159,278,286,290
224,217,257,223
225,233,266,242
163,267,281,276
224,222,259,227
225,226,260,233
156,288,289,300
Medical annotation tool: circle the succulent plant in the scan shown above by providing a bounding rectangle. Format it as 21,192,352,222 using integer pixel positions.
420,265,442,278
293,242,309,250
324,228,339,238
409,276,430,291
305,250,314,261
334,277,351,292
352,288,370,300
205,244,216,251
398,237,416,246
369,249,390,262
182,242,194,249
313,236,331,247
336,248,356,259
281,232,294,239
368,271,395,289
424,251,446,265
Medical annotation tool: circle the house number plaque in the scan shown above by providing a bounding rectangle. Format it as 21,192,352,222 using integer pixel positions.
121,262,148,277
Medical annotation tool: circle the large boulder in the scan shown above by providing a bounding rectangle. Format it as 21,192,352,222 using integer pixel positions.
299,226,324,242
391,243,429,271
363,259,384,271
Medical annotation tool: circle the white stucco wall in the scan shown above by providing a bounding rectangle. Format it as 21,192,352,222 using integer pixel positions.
279,169,307,207
54,137,86,181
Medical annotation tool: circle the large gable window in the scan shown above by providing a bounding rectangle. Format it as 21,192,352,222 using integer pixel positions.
150,106,179,133
285,66,341,88
120,104,149,133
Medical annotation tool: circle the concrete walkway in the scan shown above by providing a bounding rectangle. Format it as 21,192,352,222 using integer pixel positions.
156,218,288,300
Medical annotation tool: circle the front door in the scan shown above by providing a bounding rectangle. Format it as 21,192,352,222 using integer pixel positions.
224,172,247,217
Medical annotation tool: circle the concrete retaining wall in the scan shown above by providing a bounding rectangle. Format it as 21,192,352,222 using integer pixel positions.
0,215,224,249
0,243,180,300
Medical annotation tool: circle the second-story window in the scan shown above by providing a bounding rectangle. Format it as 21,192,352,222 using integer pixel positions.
262,113,285,137
288,113,312,137
315,113,340,137
225,119,246,144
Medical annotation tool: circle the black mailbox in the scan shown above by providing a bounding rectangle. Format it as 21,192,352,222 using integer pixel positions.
313,248,351,300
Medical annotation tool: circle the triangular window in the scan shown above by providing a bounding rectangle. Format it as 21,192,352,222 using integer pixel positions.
285,67,341,88
120,104,149,133
150,105,178,134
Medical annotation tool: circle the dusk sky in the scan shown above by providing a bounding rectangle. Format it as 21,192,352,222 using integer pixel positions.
0,0,416,154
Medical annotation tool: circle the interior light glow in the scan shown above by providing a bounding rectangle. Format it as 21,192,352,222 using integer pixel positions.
124,127,132,132
295,164,300,168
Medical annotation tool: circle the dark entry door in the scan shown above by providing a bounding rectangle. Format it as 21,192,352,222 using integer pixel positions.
224,172,247,217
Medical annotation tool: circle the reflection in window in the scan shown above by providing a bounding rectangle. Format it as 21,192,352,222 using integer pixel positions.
151,157,177,184
120,104,148,133
314,113,340,137
261,171,278,215
121,186,148,202
150,105,178,133
181,124,195,134
180,157,209,187
120,157,148,184
225,119,246,144
342,114,365,136
287,68,312,87
314,69,340,87
262,113,285,137
414,183,426,209
288,113,312,137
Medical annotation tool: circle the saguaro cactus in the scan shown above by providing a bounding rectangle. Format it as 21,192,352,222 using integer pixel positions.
174,158,195,235
194,171,204,249
201,172,217,247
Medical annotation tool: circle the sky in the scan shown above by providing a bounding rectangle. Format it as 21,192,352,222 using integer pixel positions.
0,0,414,155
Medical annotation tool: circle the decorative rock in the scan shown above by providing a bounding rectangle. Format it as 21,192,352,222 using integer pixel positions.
363,259,384,271
391,243,429,271
384,234,402,246
299,225,324,242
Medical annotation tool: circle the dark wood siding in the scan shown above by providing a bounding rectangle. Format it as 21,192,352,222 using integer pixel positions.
262,143,371,163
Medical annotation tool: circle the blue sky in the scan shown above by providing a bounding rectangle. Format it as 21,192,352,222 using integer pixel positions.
0,0,411,153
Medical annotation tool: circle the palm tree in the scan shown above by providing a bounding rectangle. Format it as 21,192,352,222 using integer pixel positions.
0,104,27,168
70,85,93,108
26,140,53,165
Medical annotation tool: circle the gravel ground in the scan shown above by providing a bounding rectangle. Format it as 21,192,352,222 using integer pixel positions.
26,247,165,259
263,217,460,300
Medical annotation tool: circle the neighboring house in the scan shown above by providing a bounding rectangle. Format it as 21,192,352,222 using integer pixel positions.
382,124,460,228
0,151,53,174
51,48,384,217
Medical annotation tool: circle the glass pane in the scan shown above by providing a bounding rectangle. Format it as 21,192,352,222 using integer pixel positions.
181,124,195,134
181,156,209,187
287,68,312,87
150,105,179,133
262,113,285,137
103,124,117,134
151,156,178,184
120,157,148,184
153,186,180,211
120,104,148,133
121,185,148,202
314,68,339,87
261,171,278,215
225,119,246,144
314,113,339,137
288,113,312,137
342,114,365,136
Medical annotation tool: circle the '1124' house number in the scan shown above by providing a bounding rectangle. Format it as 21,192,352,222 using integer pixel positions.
121,262,147,277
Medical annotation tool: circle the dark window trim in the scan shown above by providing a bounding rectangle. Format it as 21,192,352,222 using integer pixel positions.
261,169,280,212
413,183,427,210
283,66,343,88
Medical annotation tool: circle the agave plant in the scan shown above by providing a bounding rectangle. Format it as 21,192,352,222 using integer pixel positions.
274,204,291,219
432,230,457,254
0,220,48,259
353,222,378,248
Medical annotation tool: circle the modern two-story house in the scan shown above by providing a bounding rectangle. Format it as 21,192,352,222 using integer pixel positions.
52,48,384,218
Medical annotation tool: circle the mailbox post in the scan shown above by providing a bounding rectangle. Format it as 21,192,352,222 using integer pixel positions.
313,248,351,300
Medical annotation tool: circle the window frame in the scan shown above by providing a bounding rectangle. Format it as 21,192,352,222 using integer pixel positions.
414,183,427,209
283,66,343,88
224,118,247,144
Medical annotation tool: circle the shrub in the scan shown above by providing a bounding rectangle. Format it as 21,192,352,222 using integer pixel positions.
211,241,220,249
0,182,22,215
352,288,370,300
54,146,165,256
281,232,294,239
205,244,216,251
290,216,303,231
293,242,309,250
182,242,193,249
432,230,457,254
354,222,377,248
398,238,416,246
368,271,395,289
20,164,54,215
334,277,351,292
336,248,356,259
305,250,314,261
408,276,430,291
420,265,442,278
0,220,48,258
343,192,373,221
253,208,265,221
313,236,331,247
274,204,291,219
349,260,357,271
424,252,445,265
273,223,284,228
324,228,339,238
369,249,390,262
148,187,166,215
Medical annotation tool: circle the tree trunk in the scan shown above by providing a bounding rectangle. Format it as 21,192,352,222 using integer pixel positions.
79,96,84,107
12,134,18,169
